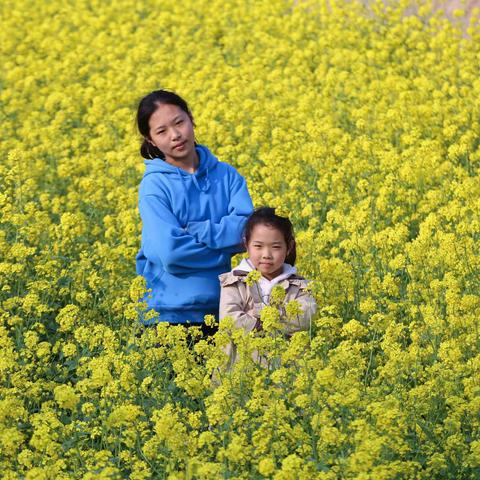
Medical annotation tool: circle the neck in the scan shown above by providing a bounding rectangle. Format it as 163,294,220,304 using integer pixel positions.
165,150,199,173
262,266,284,281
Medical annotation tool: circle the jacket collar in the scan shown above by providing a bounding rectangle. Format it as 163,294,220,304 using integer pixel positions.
221,258,305,287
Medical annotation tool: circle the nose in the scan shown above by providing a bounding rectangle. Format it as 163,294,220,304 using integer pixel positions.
262,249,273,259
171,127,181,140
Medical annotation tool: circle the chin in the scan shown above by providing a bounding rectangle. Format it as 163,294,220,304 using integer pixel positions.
180,145,195,158
172,149,191,160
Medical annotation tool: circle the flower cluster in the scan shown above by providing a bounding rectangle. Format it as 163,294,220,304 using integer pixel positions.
1,0,480,478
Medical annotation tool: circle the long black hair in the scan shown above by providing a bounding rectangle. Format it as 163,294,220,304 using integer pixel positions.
244,207,297,266
136,90,195,159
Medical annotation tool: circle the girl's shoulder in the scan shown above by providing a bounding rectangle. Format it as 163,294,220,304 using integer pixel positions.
286,273,310,288
218,268,249,287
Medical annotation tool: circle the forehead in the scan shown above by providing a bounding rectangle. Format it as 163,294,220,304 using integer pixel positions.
249,224,286,243
149,103,186,128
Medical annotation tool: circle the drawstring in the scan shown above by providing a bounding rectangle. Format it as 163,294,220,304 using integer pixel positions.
204,167,211,191
191,167,211,192
192,175,201,191
176,168,190,227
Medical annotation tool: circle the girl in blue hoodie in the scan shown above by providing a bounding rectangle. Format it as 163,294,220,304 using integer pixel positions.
135,90,253,328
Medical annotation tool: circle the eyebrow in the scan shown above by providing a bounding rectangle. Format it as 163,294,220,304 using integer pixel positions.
251,241,283,245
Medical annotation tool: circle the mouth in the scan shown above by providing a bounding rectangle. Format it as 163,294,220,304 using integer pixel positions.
173,140,186,150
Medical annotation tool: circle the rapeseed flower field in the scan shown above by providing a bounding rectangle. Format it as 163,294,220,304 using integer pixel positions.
1,0,480,477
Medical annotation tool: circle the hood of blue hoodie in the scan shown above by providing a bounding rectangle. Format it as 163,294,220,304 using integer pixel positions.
142,144,218,193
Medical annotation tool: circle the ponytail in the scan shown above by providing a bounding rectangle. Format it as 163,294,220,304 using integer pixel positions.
140,139,165,160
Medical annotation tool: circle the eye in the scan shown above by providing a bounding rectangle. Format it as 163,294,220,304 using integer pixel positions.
176,119,183,125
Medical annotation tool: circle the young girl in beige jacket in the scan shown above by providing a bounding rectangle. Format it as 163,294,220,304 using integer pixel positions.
218,207,317,368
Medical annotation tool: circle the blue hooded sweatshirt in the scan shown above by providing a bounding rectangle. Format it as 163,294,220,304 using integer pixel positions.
136,144,253,324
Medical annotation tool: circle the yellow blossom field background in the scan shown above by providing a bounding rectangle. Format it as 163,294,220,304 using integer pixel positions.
1,0,480,478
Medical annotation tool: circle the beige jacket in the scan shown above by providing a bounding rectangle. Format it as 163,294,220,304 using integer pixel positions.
218,266,316,368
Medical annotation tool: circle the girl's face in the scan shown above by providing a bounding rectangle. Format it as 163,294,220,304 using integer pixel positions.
147,103,196,165
246,224,288,280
